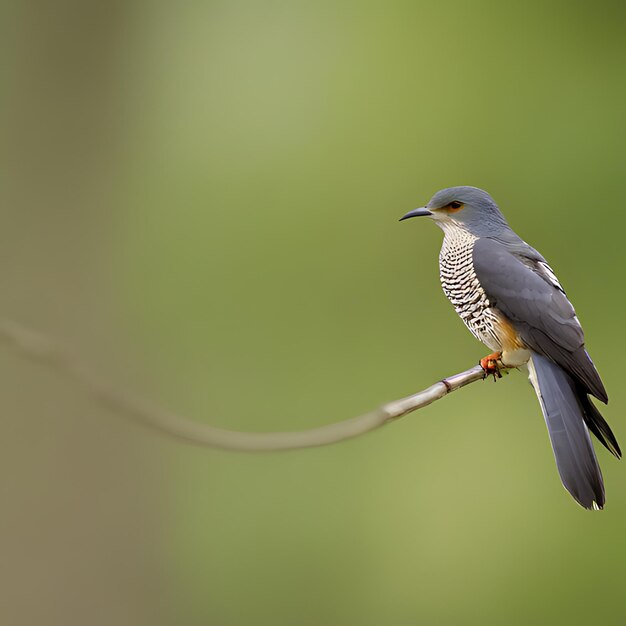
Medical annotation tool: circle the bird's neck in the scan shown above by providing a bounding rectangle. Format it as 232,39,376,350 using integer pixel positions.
438,220,478,261
437,217,474,240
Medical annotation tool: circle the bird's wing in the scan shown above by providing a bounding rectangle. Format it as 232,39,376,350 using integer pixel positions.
472,237,608,402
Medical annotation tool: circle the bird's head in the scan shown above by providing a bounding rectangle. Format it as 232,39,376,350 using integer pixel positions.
400,186,509,236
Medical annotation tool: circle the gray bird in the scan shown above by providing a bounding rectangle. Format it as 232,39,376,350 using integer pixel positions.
401,186,620,509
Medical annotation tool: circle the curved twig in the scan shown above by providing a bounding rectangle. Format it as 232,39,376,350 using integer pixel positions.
0,318,500,451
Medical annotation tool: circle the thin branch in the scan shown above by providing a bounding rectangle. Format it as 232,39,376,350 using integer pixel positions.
0,318,501,451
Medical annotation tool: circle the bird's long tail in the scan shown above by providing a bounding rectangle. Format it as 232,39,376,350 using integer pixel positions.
527,352,605,509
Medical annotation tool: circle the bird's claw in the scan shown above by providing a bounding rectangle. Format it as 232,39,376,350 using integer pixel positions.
480,352,503,382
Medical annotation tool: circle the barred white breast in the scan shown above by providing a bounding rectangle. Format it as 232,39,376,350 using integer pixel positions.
438,225,502,352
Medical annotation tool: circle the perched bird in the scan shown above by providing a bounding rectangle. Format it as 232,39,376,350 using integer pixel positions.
401,186,620,509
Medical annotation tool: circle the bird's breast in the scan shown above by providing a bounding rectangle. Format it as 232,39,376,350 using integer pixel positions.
439,229,502,351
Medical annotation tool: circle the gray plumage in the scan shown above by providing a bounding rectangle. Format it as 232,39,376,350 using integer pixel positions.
529,353,605,509
471,236,607,403
402,186,620,509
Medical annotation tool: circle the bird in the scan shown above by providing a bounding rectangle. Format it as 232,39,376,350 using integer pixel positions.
400,186,620,510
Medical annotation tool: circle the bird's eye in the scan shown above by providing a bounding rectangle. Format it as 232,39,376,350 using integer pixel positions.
448,201,463,210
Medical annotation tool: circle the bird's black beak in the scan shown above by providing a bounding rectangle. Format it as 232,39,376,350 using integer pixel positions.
399,207,433,221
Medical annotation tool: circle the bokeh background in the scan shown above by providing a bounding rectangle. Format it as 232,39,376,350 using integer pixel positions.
3,1,626,625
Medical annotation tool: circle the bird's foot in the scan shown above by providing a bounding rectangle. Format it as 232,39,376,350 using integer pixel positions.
480,352,503,381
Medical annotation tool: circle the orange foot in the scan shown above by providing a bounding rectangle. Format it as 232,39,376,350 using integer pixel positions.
480,351,503,381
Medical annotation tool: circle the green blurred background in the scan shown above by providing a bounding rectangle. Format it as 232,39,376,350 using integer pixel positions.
3,1,626,625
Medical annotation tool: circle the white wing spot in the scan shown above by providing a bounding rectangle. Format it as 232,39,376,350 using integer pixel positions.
538,261,565,293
